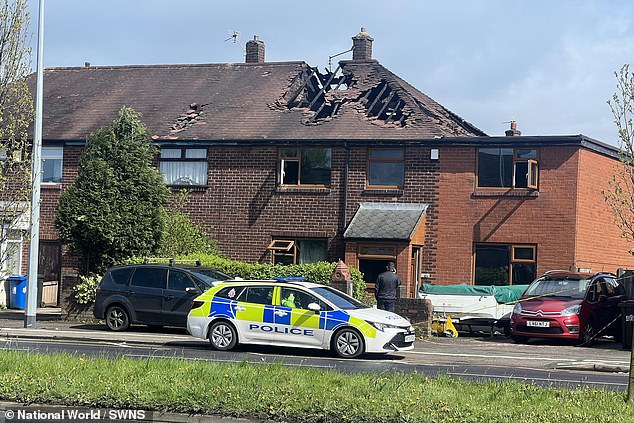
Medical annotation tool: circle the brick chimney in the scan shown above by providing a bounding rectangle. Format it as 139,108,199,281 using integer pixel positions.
245,35,265,63
505,120,522,136
352,27,373,61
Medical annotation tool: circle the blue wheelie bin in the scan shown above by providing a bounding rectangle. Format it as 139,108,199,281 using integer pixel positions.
8,275,27,309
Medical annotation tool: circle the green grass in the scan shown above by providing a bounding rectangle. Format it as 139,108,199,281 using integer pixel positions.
0,350,632,423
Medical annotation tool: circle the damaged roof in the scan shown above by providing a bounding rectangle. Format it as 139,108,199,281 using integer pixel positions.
344,202,428,241
30,59,485,142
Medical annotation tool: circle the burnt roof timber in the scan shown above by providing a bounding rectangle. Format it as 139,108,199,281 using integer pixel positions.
307,65,340,110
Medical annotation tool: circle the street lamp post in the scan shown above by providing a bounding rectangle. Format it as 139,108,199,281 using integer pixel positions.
24,0,45,328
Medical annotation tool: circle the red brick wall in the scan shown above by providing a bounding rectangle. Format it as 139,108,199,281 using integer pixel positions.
575,149,634,271
436,145,584,285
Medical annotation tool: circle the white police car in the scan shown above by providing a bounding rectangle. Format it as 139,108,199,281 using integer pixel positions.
187,280,415,358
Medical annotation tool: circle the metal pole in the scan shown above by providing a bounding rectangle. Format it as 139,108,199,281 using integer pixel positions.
24,0,45,329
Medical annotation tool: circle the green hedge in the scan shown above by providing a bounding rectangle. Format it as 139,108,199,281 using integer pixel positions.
132,254,366,299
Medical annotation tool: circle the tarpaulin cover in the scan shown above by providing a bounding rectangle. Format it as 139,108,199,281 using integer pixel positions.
420,283,529,304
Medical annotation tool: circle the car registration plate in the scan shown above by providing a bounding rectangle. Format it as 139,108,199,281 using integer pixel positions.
526,320,550,328
404,334,416,343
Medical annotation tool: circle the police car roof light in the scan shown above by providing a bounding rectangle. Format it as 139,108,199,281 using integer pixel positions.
273,276,306,282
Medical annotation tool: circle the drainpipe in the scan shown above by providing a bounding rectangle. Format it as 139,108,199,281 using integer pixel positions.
343,141,349,226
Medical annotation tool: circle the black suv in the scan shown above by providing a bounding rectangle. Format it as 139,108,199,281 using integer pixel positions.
93,261,231,331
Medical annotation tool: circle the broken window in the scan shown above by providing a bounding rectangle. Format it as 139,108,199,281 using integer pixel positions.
268,239,327,265
279,147,331,186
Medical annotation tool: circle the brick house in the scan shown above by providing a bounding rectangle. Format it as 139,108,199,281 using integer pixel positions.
3,29,633,306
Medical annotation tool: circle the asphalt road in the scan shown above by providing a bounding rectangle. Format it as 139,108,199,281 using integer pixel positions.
1,321,631,391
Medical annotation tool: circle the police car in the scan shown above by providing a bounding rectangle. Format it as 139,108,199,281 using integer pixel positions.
187,280,415,358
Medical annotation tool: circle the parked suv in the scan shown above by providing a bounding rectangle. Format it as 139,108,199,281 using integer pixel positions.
510,271,626,345
93,261,232,331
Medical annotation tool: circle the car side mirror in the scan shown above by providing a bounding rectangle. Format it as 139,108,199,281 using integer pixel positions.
307,302,321,313
185,287,201,295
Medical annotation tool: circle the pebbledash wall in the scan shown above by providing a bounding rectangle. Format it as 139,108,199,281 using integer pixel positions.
435,144,634,285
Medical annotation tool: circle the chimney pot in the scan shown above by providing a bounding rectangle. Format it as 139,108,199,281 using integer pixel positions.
84,62,91,67
352,27,373,61
505,120,522,136
245,35,265,63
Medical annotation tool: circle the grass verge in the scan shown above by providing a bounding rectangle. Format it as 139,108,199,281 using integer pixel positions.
0,350,632,423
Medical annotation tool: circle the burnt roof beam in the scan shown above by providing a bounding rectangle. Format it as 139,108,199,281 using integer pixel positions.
307,65,341,110
365,83,388,116
375,91,396,119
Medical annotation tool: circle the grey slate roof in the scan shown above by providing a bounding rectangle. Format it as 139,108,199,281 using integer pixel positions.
344,203,428,241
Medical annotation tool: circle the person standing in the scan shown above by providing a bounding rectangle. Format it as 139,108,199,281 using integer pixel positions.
375,262,401,312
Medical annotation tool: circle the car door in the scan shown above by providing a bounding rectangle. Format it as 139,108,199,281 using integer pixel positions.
595,277,624,334
126,266,166,324
276,287,326,347
162,269,201,327
233,285,277,343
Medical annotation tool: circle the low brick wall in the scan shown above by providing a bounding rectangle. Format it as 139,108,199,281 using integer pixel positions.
395,298,432,338
60,274,94,320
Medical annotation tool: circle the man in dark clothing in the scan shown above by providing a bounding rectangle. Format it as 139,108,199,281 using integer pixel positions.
375,262,401,312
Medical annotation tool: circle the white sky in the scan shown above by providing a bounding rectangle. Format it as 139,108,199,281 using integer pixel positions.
27,0,634,145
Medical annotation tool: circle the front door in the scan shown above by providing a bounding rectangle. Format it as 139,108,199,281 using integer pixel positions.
38,241,61,306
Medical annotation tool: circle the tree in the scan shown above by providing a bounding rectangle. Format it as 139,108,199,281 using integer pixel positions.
605,65,634,243
0,0,32,277
55,107,169,275
158,190,223,257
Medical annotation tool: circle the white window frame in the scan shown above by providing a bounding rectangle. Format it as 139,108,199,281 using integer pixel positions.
42,147,63,184
159,147,208,187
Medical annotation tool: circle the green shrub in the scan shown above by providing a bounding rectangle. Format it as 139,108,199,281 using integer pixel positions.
129,254,366,299
72,274,101,305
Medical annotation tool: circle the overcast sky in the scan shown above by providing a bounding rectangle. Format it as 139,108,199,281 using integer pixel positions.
27,0,634,145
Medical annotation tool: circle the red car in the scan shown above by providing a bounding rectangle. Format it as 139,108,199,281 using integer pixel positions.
510,271,625,346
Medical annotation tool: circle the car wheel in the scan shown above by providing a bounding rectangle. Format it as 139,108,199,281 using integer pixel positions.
208,321,238,351
511,335,529,344
105,305,130,331
580,320,595,347
332,328,365,359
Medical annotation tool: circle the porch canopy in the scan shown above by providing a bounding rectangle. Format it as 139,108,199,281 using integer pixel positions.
344,203,428,241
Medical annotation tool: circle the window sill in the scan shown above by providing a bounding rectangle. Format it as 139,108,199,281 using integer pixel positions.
168,185,208,192
41,183,62,190
276,187,331,194
362,188,403,196
472,189,539,198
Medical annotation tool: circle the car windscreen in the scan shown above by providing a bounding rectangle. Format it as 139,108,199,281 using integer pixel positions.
188,268,231,286
523,277,590,299
309,286,369,310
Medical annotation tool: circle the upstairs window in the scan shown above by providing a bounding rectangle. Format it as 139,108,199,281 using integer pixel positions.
279,148,331,186
368,148,404,188
477,148,538,189
160,148,208,186
42,147,63,183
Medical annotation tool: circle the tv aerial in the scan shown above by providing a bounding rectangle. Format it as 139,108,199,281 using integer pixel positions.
225,30,241,46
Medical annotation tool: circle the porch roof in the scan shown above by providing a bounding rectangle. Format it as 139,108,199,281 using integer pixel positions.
343,202,428,241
